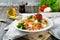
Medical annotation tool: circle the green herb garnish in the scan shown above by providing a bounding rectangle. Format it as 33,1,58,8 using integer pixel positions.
17,23,26,29
27,16,32,19
34,18,37,21
38,35,43,38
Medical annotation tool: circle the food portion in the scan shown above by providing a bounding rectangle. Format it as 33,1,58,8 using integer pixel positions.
17,14,48,30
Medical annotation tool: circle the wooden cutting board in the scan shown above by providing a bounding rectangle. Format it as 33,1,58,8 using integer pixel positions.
24,31,51,40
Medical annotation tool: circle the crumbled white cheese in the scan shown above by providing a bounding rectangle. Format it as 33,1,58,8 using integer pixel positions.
42,24,46,28
34,20,38,23
29,24,33,28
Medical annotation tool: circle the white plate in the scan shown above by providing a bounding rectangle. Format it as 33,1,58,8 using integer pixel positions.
15,14,53,32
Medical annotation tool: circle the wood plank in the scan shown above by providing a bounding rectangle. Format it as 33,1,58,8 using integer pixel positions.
24,31,51,40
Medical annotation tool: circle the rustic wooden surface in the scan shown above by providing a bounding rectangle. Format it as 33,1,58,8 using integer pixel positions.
24,31,51,40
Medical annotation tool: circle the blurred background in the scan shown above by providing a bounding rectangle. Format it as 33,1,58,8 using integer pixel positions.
0,0,39,13
0,0,60,13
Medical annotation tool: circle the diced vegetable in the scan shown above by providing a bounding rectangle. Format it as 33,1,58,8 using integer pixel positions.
34,18,37,21
17,23,26,29
17,23,22,28
22,26,26,29
25,20,32,23
35,14,42,21
27,15,33,19
32,16,36,19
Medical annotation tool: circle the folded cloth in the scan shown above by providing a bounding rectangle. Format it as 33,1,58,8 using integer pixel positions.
49,18,60,39
3,20,29,40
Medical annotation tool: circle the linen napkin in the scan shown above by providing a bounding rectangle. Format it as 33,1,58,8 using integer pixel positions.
49,18,60,39
3,20,29,40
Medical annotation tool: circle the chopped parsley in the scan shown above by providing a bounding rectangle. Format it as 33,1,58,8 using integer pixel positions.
38,34,43,38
